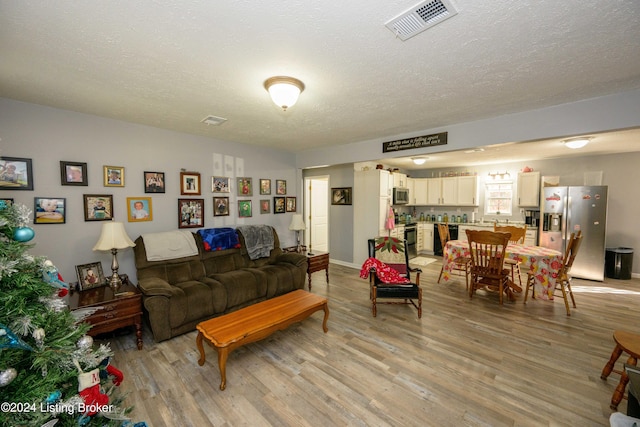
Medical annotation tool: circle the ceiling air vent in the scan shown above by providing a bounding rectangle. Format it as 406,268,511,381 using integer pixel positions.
385,0,458,41
201,115,227,126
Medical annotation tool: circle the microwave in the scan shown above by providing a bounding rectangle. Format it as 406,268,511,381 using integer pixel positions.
393,187,409,205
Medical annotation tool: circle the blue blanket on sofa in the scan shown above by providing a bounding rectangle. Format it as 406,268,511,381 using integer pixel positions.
197,228,240,251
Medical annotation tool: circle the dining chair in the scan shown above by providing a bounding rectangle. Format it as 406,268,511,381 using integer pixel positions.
437,223,470,289
524,230,583,315
367,236,422,318
494,224,527,288
466,229,512,304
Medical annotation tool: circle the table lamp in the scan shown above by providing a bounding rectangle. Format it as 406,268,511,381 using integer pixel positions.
93,221,135,292
289,214,306,253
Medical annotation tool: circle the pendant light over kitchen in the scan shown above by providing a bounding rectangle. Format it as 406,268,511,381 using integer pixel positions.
264,76,305,111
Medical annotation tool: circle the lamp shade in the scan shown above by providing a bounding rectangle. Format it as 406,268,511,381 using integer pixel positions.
93,221,135,251
264,76,305,110
289,214,306,231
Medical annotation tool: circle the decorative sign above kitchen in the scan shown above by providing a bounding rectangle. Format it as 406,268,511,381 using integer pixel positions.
382,132,447,153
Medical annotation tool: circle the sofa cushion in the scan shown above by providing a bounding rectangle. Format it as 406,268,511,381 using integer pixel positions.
208,269,268,309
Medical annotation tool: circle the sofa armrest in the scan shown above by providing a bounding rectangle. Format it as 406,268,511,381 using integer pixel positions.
138,277,173,298
276,252,308,268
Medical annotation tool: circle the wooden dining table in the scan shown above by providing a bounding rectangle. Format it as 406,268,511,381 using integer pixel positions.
441,239,564,300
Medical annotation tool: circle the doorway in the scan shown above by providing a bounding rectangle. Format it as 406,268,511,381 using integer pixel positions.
304,176,329,252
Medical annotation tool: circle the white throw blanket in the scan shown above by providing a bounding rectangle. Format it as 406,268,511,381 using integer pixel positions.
142,230,198,261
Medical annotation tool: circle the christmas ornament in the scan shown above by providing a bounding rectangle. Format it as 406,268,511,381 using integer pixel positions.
45,390,62,404
76,335,93,350
0,324,33,351
99,357,124,386
42,260,69,297
0,200,6,210
0,368,17,386
32,327,46,346
13,226,35,242
78,367,109,415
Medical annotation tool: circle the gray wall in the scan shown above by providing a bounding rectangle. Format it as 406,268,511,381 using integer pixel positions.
0,98,300,284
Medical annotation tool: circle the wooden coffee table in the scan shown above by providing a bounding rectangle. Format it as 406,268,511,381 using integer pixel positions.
196,289,329,390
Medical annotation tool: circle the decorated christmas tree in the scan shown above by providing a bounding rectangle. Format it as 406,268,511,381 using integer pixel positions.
0,201,134,426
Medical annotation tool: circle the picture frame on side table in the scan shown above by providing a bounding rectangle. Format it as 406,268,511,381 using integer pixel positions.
144,171,165,193
178,198,204,228
237,177,252,196
34,197,66,224
213,197,230,216
180,172,201,195
212,176,230,193
0,157,33,190
286,197,297,212
331,187,352,205
260,199,270,214
273,196,286,214
60,161,88,186
104,166,125,187
127,197,153,222
238,200,252,218
0,199,13,208
259,179,271,195
76,262,106,290
276,179,287,195
83,194,113,221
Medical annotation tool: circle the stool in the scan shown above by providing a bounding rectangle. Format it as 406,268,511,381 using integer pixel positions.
601,330,640,410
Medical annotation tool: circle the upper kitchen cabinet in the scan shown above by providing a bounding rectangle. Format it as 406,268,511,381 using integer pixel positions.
457,175,479,206
427,177,443,205
408,177,428,205
392,172,407,188
517,171,541,207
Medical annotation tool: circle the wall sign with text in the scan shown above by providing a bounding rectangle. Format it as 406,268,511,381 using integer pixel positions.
382,132,447,153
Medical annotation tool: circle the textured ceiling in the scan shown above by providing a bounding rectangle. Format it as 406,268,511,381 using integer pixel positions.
1,1,640,156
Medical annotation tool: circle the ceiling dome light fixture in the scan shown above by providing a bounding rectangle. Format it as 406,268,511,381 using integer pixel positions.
412,157,427,165
563,137,591,149
264,76,305,111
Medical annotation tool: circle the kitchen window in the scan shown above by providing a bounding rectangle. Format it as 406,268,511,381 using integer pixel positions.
484,181,513,215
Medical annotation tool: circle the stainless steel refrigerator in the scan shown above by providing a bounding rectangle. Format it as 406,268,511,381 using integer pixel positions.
539,186,608,281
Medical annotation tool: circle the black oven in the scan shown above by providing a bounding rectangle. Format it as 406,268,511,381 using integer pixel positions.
405,223,417,259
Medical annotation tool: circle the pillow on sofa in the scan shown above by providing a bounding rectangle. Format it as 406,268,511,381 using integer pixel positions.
198,228,240,251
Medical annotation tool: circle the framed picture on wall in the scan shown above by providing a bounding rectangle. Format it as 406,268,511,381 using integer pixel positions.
0,157,33,190
212,176,230,193
260,199,270,214
144,171,165,193
178,198,204,228
60,161,88,186
127,197,153,222
104,165,125,187
180,172,201,195
286,197,296,212
276,179,287,195
34,197,66,224
238,200,252,218
274,196,286,214
83,194,113,221
259,179,271,195
331,187,352,205
213,197,230,216
237,177,252,196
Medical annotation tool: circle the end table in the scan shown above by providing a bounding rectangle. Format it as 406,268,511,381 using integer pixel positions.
67,281,143,350
283,246,329,291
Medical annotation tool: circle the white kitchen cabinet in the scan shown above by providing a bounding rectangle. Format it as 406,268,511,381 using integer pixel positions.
517,171,540,207
427,178,442,205
441,177,458,205
353,169,393,264
524,228,537,246
457,175,479,206
393,172,407,188
411,178,428,205
419,223,434,253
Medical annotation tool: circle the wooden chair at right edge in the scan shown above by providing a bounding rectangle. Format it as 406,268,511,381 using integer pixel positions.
524,230,583,316
437,223,470,289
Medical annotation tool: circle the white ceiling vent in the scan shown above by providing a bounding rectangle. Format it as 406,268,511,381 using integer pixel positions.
385,0,458,41
201,115,227,126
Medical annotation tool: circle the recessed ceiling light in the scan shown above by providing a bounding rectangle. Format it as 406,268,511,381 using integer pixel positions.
562,137,591,149
412,157,428,165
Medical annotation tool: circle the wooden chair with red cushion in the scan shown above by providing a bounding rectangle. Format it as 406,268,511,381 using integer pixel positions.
367,236,422,318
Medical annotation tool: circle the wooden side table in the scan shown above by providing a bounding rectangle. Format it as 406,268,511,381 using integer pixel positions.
67,281,143,350
283,247,330,291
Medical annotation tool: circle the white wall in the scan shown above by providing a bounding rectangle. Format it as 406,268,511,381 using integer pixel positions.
0,98,300,284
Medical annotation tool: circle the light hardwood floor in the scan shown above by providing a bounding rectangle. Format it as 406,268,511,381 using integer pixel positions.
105,259,640,426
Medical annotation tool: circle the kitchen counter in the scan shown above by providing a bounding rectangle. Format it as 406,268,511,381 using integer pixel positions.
413,221,537,230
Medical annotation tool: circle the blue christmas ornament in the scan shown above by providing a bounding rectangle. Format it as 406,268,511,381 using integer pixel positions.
0,200,6,210
0,324,33,351
13,226,35,242
45,390,62,404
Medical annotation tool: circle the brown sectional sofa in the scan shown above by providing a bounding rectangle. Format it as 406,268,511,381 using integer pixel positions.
134,226,308,342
